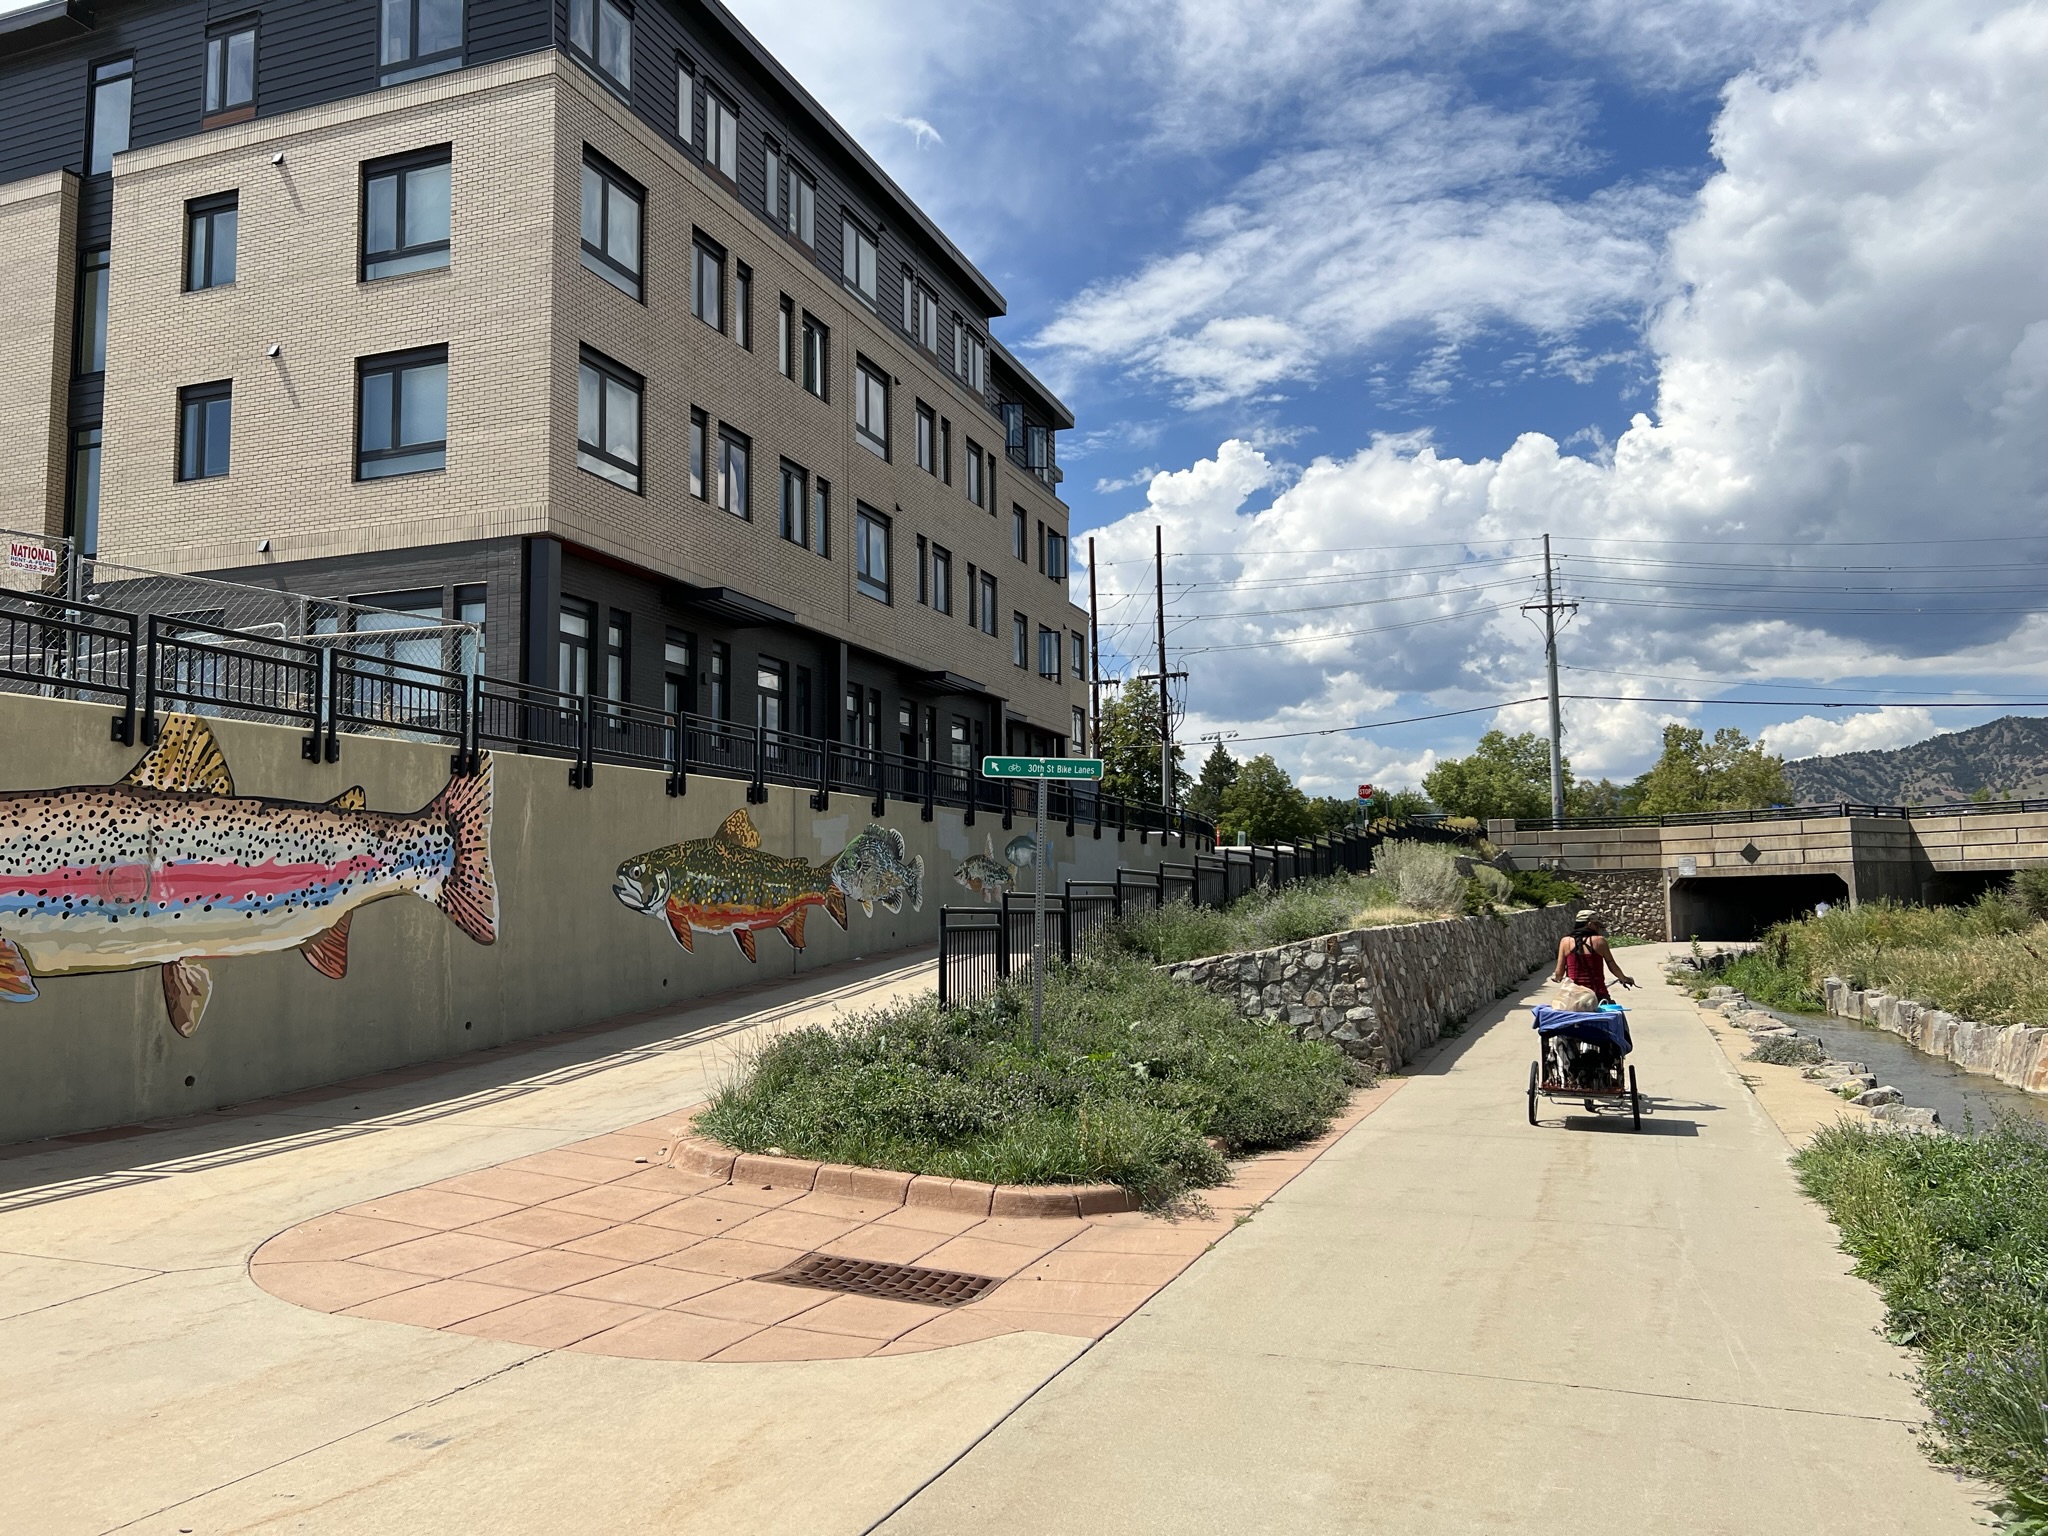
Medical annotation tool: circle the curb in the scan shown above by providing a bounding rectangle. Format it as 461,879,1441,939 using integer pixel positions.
664,1134,1135,1219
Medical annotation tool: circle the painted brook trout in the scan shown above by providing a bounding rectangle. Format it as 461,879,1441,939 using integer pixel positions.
613,808,847,961
0,715,497,1035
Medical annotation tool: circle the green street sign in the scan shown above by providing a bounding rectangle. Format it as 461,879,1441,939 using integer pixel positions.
983,755,1104,781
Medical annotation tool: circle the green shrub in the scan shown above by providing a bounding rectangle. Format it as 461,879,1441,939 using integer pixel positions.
1745,1033,1826,1066
1374,840,1467,912
2012,868,2048,924
1105,871,1410,964
1508,867,1582,908
696,953,1360,1208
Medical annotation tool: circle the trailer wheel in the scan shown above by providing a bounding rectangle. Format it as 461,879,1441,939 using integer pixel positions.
1630,1065,1643,1132
1528,1060,1540,1126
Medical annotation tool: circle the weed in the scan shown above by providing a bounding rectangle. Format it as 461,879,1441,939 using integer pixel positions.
1374,841,1469,913
1745,1034,1826,1066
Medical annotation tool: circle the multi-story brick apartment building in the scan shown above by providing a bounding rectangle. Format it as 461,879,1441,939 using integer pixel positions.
0,0,1089,764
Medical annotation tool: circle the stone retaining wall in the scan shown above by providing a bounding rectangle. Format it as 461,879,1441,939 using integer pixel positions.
1166,906,1577,1073
1569,870,1668,941
1823,978,2048,1095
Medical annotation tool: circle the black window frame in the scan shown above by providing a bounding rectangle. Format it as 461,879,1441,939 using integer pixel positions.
1046,530,1068,583
1071,630,1086,681
1038,625,1060,679
87,57,133,176
361,145,452,281
1011,612,1028,670
1012,506,1027,562
355,345,449,481
379,0,465,85
915,401,935,473
689,406,708,499
931,543,952,616
704,85,738,181
568,0,632,93
915,533,928,605
777,294,795,378
855,504,890,604
939,417,952,485
801,312,828,399
67,424,102,557
184,192,237,292
709,639,731,720
663,628,695,717
964,437,983,507
692,233,725,331
579,149,644,301
576,346,643,494
978,572,997,637
734,262,753,350
75,247,109,375
841,215,877,306
177,379,232,482
559,595,595,697
202,20,258,121
784,161,817,247
813,476,831,558
778,459,808,547
854,356,888,459
716,424,750,519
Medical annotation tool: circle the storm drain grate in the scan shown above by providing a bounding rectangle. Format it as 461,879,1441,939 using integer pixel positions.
758,1253,999,1308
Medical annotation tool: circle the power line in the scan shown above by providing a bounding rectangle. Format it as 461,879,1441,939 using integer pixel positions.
1561,664,2048,699
1178,602,1524,654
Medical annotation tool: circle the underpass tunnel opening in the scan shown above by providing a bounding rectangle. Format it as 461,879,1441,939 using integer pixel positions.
1924,869,2013,907
1670,873,1850,942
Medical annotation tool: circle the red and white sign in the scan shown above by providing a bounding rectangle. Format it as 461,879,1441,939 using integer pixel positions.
1356,783,1374,800
7,540,60,577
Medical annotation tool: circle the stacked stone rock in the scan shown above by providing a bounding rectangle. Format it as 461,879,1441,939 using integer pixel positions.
1697,983,1940,1131
1165,907,1577,1075
1568,869,1667,941
1823,979,2048,1095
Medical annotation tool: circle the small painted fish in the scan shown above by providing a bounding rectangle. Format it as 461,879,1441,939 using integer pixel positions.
953,836,1014,905
1004,834,1038,868
0,714,497,1037
613,808,848,962
830,823,925,917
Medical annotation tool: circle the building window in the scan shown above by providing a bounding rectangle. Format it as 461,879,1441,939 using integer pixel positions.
692,236,724,330
675,60,693,143
931,545,952,616
689,407,706,498
177,381,232,481
915,534,927,605
67,425,101,556
1072,706,1087,753
1071,630,1085,681
763,139,779,219
75,248,109,374
380,0,463,84
854,357,887,459
1038,625,1060,679
456,584,485,674
1012,507,1027,561
901,270,915,334
779,461,807,547
915,403,934,473
362,147,451,279
735,263,752,350
813,477,831,557
705,88,737,180
964,331,986,391
203,24,256,121
801,312,828,399
663,629,694,717
569,0,631,90
785,164,816,246
855,505,890,603
579,152,643,300
841,217,877,305
777,295,794,377
978,572,997,636
1011,613,1027,669
88,59,132,175
757,658,786,733
576,348,641,492
1045,531,1068,583
184,193,237,291
964,438,982,508
356,346,448,479
709,640,730,719
920,291,938,349
603,609,630,706
716,427,749,518
939,418,952,484
1028,423,1050,473
559,597,593,696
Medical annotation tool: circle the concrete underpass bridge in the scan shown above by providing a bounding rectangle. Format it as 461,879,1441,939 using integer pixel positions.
1489,802,2048,940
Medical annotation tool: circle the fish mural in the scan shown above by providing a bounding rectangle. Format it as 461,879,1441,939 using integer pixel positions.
830,823,925,917
0,714,497,1037
1004,834,1038,868
954,836,1016,904
613,808,848,961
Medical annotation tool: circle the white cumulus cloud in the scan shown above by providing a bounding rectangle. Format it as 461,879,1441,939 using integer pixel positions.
1760,709,1940,760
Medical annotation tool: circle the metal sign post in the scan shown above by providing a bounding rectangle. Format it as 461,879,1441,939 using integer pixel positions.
984,756,1104,1051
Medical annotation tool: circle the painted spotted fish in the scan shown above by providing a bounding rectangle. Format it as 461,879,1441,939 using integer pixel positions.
953,836,1015,905
613,808,848,962
830,823,924,917
0,714,497,1037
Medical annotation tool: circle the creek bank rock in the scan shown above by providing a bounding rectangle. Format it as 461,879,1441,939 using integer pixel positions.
1706,988,1939,1131
1165,906,1576,1075
1823,977,2048,1096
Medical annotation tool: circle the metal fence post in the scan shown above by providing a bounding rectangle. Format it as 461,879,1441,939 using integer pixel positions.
141,614,162,744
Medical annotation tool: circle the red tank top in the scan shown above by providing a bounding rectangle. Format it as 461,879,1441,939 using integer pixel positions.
1564,938,1610,1001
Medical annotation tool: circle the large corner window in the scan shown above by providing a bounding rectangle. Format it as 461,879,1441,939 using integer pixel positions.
716,426,749,519
576,348,642,492
356,347,448,479
854,505,890,603
1045,530,1068,583
203,24,257,122
854,357,887,459
177,380,232,481
185,193,237,291
87,58,132,175
705,88,737,180
380,0,463,84
841,217,877,306
362,146,451,279
568,0,631,92
75,248,109,375
580,151,643,300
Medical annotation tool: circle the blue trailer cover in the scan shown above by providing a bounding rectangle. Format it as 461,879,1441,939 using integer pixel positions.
1531,1006,1633,1056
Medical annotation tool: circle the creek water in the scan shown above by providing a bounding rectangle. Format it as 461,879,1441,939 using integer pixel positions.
1757,1005,2048,1133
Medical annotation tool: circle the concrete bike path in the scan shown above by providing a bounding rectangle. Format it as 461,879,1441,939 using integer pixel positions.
878,945,1986,1535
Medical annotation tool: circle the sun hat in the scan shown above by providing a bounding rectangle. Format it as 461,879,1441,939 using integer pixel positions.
1574,909,1600,923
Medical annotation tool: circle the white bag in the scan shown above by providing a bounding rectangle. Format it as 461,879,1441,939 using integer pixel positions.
1554,982,1601,1013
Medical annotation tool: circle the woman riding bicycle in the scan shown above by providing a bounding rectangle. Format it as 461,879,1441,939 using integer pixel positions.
1551,909,1635,1004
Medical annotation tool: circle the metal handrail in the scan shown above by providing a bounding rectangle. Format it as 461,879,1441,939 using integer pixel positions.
143,612,324,761
0,590,137,743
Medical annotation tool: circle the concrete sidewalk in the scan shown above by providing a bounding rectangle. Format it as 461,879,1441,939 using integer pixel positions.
878,946,1987,1535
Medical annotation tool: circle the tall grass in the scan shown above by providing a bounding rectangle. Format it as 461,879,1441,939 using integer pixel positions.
1104,871,1429,965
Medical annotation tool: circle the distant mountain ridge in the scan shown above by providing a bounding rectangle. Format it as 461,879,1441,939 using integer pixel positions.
1782,715,2048,806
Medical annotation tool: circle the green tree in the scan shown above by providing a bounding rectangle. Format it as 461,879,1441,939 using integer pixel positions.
1184,743,1239,823
1097,678,1186,806
1422,730,1568,822
1566,777,1639,817
1309,795,1365,835
1218,754,1317,843
1631,725,1790,814
1378,787,1435,822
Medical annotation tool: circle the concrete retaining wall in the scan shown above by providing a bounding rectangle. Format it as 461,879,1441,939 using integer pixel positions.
0,693,1196,1143
1166,906,1576,1074
1823,977,2048,1095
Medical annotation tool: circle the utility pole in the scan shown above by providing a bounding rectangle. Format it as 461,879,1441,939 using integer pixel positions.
1155,524,1171,810
1521,534,1577,821
1088,536,1101,752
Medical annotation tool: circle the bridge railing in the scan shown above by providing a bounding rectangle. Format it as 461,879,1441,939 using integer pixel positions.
1499,802,2004,832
